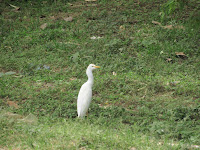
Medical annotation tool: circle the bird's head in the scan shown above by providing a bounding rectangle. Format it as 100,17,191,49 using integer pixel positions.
88,64,100,71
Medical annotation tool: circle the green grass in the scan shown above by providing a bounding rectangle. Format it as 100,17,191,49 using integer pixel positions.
0,112,187,150
0,0,200,149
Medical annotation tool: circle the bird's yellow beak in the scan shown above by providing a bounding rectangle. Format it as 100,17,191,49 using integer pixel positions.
94,66,100,68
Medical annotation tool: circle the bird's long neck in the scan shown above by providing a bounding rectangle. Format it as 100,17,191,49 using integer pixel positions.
86,69,94,86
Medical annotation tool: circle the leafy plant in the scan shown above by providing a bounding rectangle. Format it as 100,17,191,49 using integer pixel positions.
160,0,187,22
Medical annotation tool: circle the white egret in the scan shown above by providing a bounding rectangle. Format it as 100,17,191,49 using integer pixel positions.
77,64,100,118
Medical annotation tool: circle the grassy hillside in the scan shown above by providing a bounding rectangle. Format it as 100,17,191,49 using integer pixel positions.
0,0,200,149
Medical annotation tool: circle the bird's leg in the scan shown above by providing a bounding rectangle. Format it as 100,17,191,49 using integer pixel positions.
86,111,88,116
86,111,89,121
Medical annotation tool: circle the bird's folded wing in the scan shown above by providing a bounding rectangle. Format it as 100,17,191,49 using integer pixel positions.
77,84,92,115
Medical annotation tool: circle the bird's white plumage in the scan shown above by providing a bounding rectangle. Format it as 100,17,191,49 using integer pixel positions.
77,83,92,117
77,64,100,118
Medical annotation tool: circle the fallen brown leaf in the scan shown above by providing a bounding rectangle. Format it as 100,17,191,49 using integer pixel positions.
63,16,73,22
7,100,19,109
163,25,173,29
175,52,188,59
175,52,185,56
85,0,97,1
166,58,173,62
152,20,161,26
152,21,184,30
40,23,47,30
162,25,184,30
